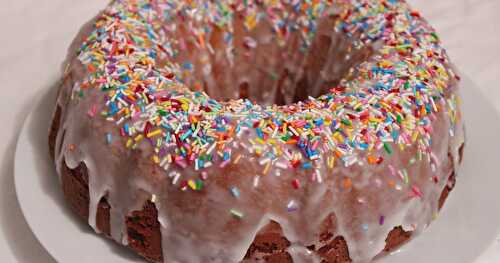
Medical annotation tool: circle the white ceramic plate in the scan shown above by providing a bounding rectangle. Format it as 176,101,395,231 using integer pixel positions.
14,77,500,263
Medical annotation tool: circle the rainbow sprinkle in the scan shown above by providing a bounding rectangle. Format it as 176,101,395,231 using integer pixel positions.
74,0,459,199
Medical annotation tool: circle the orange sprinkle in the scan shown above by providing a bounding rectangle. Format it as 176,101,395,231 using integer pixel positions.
197,33,206,49
87,64,97,73
342,177,352,189
367,155,378,165
388,180,396,188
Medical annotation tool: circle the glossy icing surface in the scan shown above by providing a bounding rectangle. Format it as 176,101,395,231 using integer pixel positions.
52,0,465,262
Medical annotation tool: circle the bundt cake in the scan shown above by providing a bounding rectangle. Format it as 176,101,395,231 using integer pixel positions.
49,0,465,262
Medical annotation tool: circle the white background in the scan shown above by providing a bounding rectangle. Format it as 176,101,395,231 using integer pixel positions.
0,0,499,262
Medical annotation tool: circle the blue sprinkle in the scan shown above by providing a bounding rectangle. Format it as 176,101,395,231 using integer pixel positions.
180,130,192,141
223,151,230,161
120,75,131,83
256,128,264,139
302,162,313,169
359,143,369,150
183,62,194,71
230,187,240,198
391,131,399,141
106,133,112,144
314,118,324,126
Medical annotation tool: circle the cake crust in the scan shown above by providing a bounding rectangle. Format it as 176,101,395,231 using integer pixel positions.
49,0,466,262
51,107,461,262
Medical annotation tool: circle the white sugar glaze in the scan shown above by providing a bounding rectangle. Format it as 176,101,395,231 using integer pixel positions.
51,0,465,262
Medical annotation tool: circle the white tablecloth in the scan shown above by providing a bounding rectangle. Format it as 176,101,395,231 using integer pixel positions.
0,1,499,262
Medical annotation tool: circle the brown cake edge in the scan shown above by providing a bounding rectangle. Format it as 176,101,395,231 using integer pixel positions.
49,105,461,263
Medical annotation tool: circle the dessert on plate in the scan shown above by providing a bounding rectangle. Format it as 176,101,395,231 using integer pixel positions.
49,0,465,262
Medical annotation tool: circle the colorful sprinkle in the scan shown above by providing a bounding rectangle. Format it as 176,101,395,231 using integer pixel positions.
73,0,460,204
230,186,240,198
230,209,244,219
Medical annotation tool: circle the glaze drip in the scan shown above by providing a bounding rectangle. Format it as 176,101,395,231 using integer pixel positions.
52,0,465,262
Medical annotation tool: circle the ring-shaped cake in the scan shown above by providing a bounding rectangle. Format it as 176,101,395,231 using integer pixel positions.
49,0,465,262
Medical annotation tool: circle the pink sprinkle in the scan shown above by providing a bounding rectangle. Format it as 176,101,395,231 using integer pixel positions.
388,164,396,177
155,90,170,97
179,39,187,50
87,105,97,117
430,152,440,166
311,127,322,134
201,171,208,180
411,185,423,198
175,158,187,169
379,216,385,225
131,111,141,121
219,160,230,168
294,120,306,127
311,140,320,151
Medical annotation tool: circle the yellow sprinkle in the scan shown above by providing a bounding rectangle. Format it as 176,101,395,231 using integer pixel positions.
126,138,133,148
432,213,438,220
263,162,271,175
152,155,160,164
134,134,144,142
188,180,196,190
147,129,162,138
399,143,405,151
178,98,189,104
244,13,257,30
275,146,282,156
411,131,419,142
327,156,335,169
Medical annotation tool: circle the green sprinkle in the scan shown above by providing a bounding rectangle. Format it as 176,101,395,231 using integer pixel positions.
396,44,412,50
396,114,402,124
431,32,439,41
341,119,352,126
404,81,411,90
195,179,204,190
281,134,291,141
383,142,392,154
402,169,409,185
269,72,278,80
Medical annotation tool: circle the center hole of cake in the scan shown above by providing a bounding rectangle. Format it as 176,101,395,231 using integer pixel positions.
176,18,371,106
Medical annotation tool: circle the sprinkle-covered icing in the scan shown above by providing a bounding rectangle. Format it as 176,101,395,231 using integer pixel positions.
53,0,465,262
